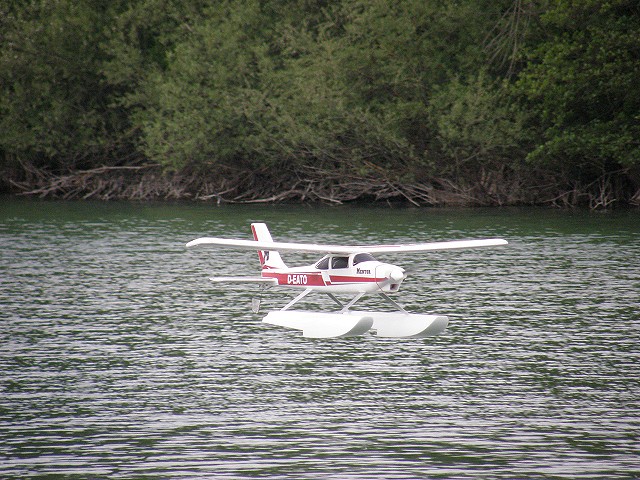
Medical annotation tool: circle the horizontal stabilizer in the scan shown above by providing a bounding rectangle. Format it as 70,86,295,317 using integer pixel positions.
209,276,278,284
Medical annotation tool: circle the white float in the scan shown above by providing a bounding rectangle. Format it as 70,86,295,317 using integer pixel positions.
346,310,449,338
262,309,448,338
263,310,373,338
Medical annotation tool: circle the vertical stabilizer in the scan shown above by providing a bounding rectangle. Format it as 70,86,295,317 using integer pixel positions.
250,223,287,270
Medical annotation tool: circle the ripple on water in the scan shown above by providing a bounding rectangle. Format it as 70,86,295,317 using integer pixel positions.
1,204,639,478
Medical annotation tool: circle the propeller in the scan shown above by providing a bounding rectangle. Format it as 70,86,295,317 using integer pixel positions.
377,265,407,284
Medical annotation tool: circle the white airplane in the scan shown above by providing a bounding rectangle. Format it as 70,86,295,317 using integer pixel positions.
186,223,507,339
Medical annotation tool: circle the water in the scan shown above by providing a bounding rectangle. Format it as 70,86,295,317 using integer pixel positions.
1,198,639,478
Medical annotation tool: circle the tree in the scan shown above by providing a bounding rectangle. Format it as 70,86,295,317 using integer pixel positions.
136,0,284,170
0,1,124,169
516,0,640,177
428,71,528,176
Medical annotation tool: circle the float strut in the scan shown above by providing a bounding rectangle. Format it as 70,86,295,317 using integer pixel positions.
281,288,313,311
378,293,409,314
339,292,366,313
325,293,344,308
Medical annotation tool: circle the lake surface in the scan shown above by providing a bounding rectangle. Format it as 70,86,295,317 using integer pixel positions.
1,198,639,478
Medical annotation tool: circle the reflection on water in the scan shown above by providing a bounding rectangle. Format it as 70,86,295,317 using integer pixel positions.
1,200,639,478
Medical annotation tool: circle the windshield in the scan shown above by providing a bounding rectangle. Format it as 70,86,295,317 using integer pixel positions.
315,256,330,269
353,253,376,265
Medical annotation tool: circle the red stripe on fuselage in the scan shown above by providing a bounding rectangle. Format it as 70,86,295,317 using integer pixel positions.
262,271,326,287
328,275,383,284
261,271,384,287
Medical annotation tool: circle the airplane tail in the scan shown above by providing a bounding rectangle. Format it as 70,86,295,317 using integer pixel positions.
251,223,287,270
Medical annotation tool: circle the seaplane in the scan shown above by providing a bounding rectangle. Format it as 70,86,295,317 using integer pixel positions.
186,223,507,338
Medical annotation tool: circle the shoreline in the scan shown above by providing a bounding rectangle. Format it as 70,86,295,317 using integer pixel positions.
3,163,639,209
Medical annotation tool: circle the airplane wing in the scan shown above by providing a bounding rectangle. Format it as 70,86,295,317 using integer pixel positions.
358,238,508,253
186,237,507,254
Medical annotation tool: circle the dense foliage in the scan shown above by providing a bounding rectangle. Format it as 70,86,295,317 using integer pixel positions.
517,1,640,173
1,0,638,206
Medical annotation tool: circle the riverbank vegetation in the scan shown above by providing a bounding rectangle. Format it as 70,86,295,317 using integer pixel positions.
1,0,639,208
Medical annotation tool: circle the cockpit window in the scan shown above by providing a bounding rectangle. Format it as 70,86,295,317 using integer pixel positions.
331,256,349,269
353,253,376,265
315,256,330,270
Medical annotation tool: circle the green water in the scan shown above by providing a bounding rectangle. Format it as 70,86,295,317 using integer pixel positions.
1,198,639,478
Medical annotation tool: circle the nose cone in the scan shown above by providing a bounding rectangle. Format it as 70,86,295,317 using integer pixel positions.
390,267,406,283
378,264,406,282
375,264,406,292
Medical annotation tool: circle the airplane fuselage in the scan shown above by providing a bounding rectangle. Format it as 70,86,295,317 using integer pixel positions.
260,253,406,293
